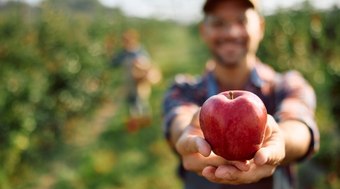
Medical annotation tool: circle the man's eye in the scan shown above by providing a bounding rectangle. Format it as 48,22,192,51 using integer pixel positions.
211,20,225,28
238,17,247,24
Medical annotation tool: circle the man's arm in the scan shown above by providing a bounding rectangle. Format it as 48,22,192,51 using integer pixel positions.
275,71,319,163
168,105,199,148
279,120,312,165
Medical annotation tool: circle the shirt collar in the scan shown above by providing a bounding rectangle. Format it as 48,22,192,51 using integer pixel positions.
206,65,264,97
250,67,264,88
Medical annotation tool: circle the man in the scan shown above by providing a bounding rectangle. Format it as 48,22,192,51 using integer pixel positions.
162,0,319,188
111,29,159,132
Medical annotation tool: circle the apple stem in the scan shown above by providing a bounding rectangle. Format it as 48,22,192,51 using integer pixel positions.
229,91,234,99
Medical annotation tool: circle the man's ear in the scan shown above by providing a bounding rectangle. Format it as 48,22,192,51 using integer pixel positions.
199,21,208,42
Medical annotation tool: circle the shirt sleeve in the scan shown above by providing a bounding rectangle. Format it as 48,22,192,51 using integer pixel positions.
274,71,320,161
111,51,125,68
162,76,203,140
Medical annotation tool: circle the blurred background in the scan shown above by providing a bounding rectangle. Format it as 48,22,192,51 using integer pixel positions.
0,0,339,188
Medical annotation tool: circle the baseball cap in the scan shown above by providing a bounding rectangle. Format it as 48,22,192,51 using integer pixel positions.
203,0,259,13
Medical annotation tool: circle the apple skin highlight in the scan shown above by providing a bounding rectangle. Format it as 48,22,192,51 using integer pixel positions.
199,90,267,160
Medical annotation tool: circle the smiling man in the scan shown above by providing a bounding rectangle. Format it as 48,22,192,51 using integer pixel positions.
162,0,320,188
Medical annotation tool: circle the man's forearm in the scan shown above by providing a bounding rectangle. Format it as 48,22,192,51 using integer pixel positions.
169,105,199,148
279,120,312,165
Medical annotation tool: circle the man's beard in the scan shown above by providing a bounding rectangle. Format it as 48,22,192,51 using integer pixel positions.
212,52,242,69
211,39,248,69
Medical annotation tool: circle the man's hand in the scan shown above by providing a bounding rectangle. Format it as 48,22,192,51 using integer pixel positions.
201,115,286,185
175,111,251,175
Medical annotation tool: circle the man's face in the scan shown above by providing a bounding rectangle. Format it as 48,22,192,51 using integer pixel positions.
201,0,264,68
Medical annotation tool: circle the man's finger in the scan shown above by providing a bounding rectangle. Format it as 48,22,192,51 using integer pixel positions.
230,160,251,171
254,145,284,166
176,135,211,156
264,116,273,140
254,148,269,166
215,165,238,180
202,166,219,182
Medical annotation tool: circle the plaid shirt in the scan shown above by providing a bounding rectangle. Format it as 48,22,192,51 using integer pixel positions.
162,61,319,189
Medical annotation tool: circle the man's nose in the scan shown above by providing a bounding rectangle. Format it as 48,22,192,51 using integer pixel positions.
220,23,244,37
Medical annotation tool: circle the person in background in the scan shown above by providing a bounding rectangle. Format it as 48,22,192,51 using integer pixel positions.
162,0,319,188
111,29,161,132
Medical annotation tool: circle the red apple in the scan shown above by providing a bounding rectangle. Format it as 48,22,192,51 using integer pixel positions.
199,90,267,160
